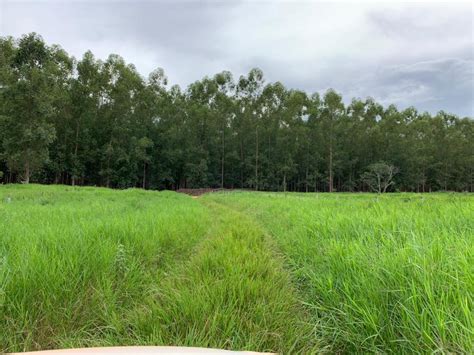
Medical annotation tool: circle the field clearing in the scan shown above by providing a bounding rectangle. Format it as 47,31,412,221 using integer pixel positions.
0,185,473,353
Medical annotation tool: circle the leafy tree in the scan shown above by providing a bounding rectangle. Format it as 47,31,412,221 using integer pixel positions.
1,34,60,183
236,68,265,190
320,89,344,192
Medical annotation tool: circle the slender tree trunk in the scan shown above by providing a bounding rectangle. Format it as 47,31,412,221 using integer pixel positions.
255,127,259,191
142,162,146,189
328,144,333,192
24,160,30,184
444,162,448,191
240,137,244,188
305,167,309,193
221,127,225,189
314,167,318,192
471,167,473,192
283,173,286,192
72,119,80,187
106,155,110,188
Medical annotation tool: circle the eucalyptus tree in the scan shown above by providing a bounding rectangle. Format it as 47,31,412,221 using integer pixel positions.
186,72,236,188
132,68,168,189
319,89,345,192
429,111,470,191
98,54,147,187
403,111,433,192
277,88,307,191
184,76,220,187
258,81,286,189
213,71,235,188
343,98,384,191
0,33,67,183
236,68,265,190
456,117,474,191
67,51,105,186
0,36,16,182
306,93,324,191
149,82,186,190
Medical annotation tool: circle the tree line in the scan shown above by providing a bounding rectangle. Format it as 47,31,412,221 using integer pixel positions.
0,33,472,192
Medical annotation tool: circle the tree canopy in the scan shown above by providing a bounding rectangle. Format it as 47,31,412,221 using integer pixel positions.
0,33,472,192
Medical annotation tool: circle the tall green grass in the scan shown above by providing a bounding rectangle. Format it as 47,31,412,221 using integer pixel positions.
0,185,210,351
0,185,316,353
1,186,472,353
207,192,474,353
122,201,318,353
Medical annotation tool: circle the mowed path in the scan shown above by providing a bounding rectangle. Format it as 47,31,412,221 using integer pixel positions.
135,199,319,353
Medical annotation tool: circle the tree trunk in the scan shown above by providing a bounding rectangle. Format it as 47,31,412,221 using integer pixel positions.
470,168,474,192
240,137,244,188
142,162,146,189
221,127,225,189
24,160,30,184
255,127,259,191
106,156,110,188
71,118,81,187
305,167,309,193
328,145,333,192
444,162,448,191
314,168,318,192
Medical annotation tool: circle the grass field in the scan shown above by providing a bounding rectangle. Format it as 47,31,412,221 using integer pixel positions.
0,185,473,353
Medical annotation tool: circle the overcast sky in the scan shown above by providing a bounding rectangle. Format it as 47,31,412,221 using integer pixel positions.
1,0,473,116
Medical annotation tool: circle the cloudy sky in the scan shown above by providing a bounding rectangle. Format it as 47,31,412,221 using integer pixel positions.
1,0,473,116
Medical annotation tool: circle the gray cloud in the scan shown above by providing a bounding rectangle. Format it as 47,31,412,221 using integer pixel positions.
1,0,472,116
348,58,473,114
